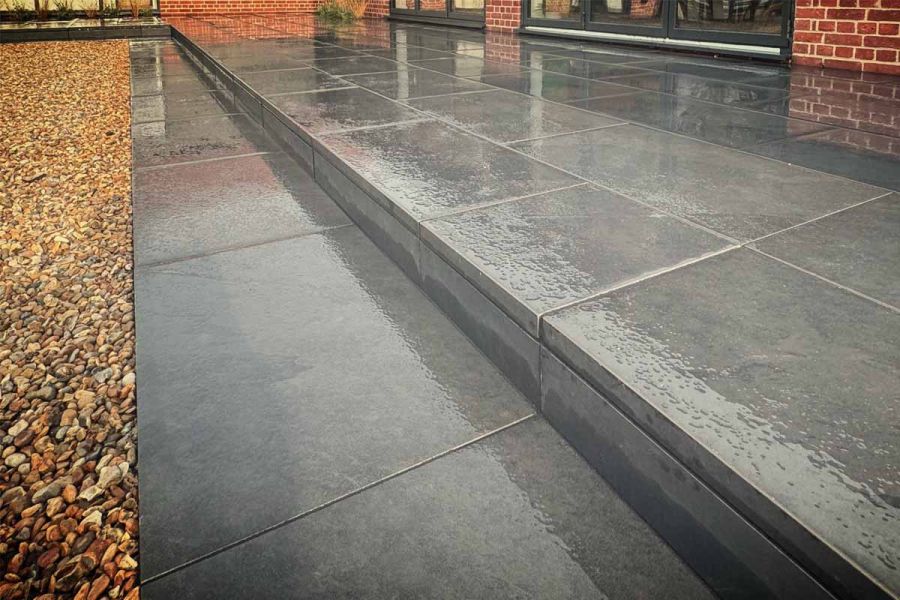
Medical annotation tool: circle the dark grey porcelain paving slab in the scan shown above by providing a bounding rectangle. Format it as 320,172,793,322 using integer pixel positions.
343,69,491,100
133,152,351,265
131,90,237,124
136,226,533,578
281,45,363,60
307,55,408,76
132,73,217,97
602,71,791,110
632,59,791,88
513,125,883,242
131,58,200,80
422,184,731,335
753,192,900,308
319,119,581,228
543,47,664,64
269,87,422,136
220,53,310,74
412,56,532,79
409,89,622,143
543,248,900,599
474,71,638,103
748,128,900,191
539,57,653,81
238,67,351,96
364,45,456,61
133,114,278,168
142,418,714,600
570,91,830,149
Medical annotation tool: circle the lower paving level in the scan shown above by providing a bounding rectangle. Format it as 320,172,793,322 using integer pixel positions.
133,16,899,600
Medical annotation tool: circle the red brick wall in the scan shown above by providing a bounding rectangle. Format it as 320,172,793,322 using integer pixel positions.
365,0,389,17
792,0,900,74
161,0,389,16
161,0,318,15
485,0,521,31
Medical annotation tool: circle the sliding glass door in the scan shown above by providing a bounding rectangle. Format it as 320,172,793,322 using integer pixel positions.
392,0,484,21
525,0,791,49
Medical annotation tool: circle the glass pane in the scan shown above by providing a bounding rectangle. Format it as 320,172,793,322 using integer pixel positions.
676,0,783,33
419,0,448,11
589,0,663,26
453,0,484,12
529,0,581,21
394,0,411,8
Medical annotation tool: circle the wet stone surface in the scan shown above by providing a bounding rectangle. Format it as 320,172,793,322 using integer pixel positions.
569,91,830,149
269,87,422,136
136,225,534,577
514,124,884,242
321,119,580,226
409,89,622,143
474,71,638,103
754,192,900,308
238,67,352,96
133,152,351,265
544,249,900,595
344,68,491,100
140,17,900,598
142,418,714,600
131,90,237,124
423,184,731,334
132,114,278,167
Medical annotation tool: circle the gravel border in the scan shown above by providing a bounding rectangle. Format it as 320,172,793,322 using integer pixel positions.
1,41,139,600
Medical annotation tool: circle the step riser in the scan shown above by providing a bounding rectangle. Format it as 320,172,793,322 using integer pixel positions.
169,28,850,600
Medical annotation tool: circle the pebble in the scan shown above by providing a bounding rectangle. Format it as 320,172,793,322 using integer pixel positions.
0,40,140,598
4,453,27,468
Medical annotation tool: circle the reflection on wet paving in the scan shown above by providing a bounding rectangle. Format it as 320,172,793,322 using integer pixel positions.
153,15,900,598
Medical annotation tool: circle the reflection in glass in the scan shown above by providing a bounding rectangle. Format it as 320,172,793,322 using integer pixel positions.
394,0,411,9
676,0,783,33
418,0,448,12
590,0,663,26
453,0,485,13
530,0,581,20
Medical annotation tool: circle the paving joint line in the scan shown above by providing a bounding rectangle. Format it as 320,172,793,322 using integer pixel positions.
503,121,627,145
134,224,358,270
134,151,276,172
141,413,537,586
537,244,741,323
132,111,245,127
744,190,896,247
749,247,900,314
264,84,359,98
418,182,590,225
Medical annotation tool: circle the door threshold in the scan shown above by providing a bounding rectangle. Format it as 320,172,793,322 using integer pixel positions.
389,14,485,29
522,26,788,60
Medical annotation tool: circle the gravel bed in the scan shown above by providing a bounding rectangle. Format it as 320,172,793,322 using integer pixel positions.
0,41,139,600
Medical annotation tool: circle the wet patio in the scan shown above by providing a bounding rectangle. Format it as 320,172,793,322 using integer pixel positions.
136,16,898,600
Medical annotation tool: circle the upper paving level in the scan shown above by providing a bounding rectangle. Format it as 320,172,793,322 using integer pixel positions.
140,16,898,600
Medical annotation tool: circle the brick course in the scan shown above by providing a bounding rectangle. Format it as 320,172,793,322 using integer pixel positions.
792,0,900,74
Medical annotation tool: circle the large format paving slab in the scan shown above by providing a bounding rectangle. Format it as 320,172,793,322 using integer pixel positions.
513,124,885,243
131,39,714,600
160,18,900,600
143,419,715,600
